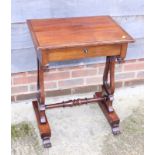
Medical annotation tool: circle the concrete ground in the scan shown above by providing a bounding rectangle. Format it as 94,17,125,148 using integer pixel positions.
11,85,144,155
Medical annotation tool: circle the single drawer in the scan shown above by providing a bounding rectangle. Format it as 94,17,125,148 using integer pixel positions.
44,44,121,63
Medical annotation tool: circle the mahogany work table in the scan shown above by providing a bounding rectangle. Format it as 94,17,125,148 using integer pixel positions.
27,16,134,148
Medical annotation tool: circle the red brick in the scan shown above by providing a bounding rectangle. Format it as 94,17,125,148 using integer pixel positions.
11,59,144,101
98,82,123,89
16,93,36,101
86,63,105,68
16,89,72,101
115,81,123,88
137,58,144,62
124,79,144,87
11,96,15,102
98,63,122,75
29,82,57,91
11,86,28,94
124,59,137,63
46,68,57,72
29,84,37,92
11,72,27,78
27,71,37,76
57,65,85,71
86,76,123,87
58,78,84,88
98,67,105,74
44,82,57,90
13,76,37,85
115,64,123,72
123,62,144,71
137,71,144,78
115,72,135,80
44,72,70,81
11,78,13,85
46,89,71,97
43,68,57,75
72,69,97,77
86,76,102,85
71,85,99,94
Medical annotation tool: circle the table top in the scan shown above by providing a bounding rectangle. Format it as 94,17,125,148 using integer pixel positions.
27,16,134,50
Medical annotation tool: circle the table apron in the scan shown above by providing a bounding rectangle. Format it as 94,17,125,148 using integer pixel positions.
40,44,122,64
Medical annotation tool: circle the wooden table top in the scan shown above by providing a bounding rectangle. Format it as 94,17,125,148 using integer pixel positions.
27,16,134,50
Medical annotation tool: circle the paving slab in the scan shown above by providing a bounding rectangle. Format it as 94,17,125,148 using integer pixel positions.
11,85,144,155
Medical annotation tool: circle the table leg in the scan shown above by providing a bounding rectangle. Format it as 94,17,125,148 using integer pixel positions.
32,59,52,148
36,59,47,124
95,56,120,135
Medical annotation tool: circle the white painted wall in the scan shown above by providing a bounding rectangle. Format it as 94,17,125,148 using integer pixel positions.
11,0,144,73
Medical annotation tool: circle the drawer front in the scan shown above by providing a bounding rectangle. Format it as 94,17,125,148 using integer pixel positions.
45,44,121,63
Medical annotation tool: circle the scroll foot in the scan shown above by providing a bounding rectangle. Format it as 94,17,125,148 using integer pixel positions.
32,101,51,147
95,92,121,136
112,126,121,135
43,137,52,148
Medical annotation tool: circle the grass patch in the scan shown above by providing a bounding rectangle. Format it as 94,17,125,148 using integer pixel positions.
11,122,34,140
102,103,144,155
11,121,43,155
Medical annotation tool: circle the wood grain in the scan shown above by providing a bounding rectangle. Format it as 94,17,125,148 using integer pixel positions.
27,16,134,50
12,16,143,50
120,43,128,59
45,44,121,63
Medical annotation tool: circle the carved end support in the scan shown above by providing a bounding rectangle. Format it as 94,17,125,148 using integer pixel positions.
32,101,51,147
95,92,121,136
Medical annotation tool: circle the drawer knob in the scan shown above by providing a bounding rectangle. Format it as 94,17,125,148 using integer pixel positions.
83,48,88,54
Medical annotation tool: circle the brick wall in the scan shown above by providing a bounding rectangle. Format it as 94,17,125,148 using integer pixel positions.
11,58,144,102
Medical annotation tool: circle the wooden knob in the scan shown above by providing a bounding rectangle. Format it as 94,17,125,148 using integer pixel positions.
83,48,88,53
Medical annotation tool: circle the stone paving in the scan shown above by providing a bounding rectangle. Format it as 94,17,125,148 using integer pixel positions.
11,85,144,155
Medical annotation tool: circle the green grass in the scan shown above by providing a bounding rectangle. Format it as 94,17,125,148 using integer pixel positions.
11,121,34,140
11,121,43,155
102,104,144,155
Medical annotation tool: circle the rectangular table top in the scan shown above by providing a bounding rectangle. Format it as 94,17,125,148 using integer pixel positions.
27,16,134,50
